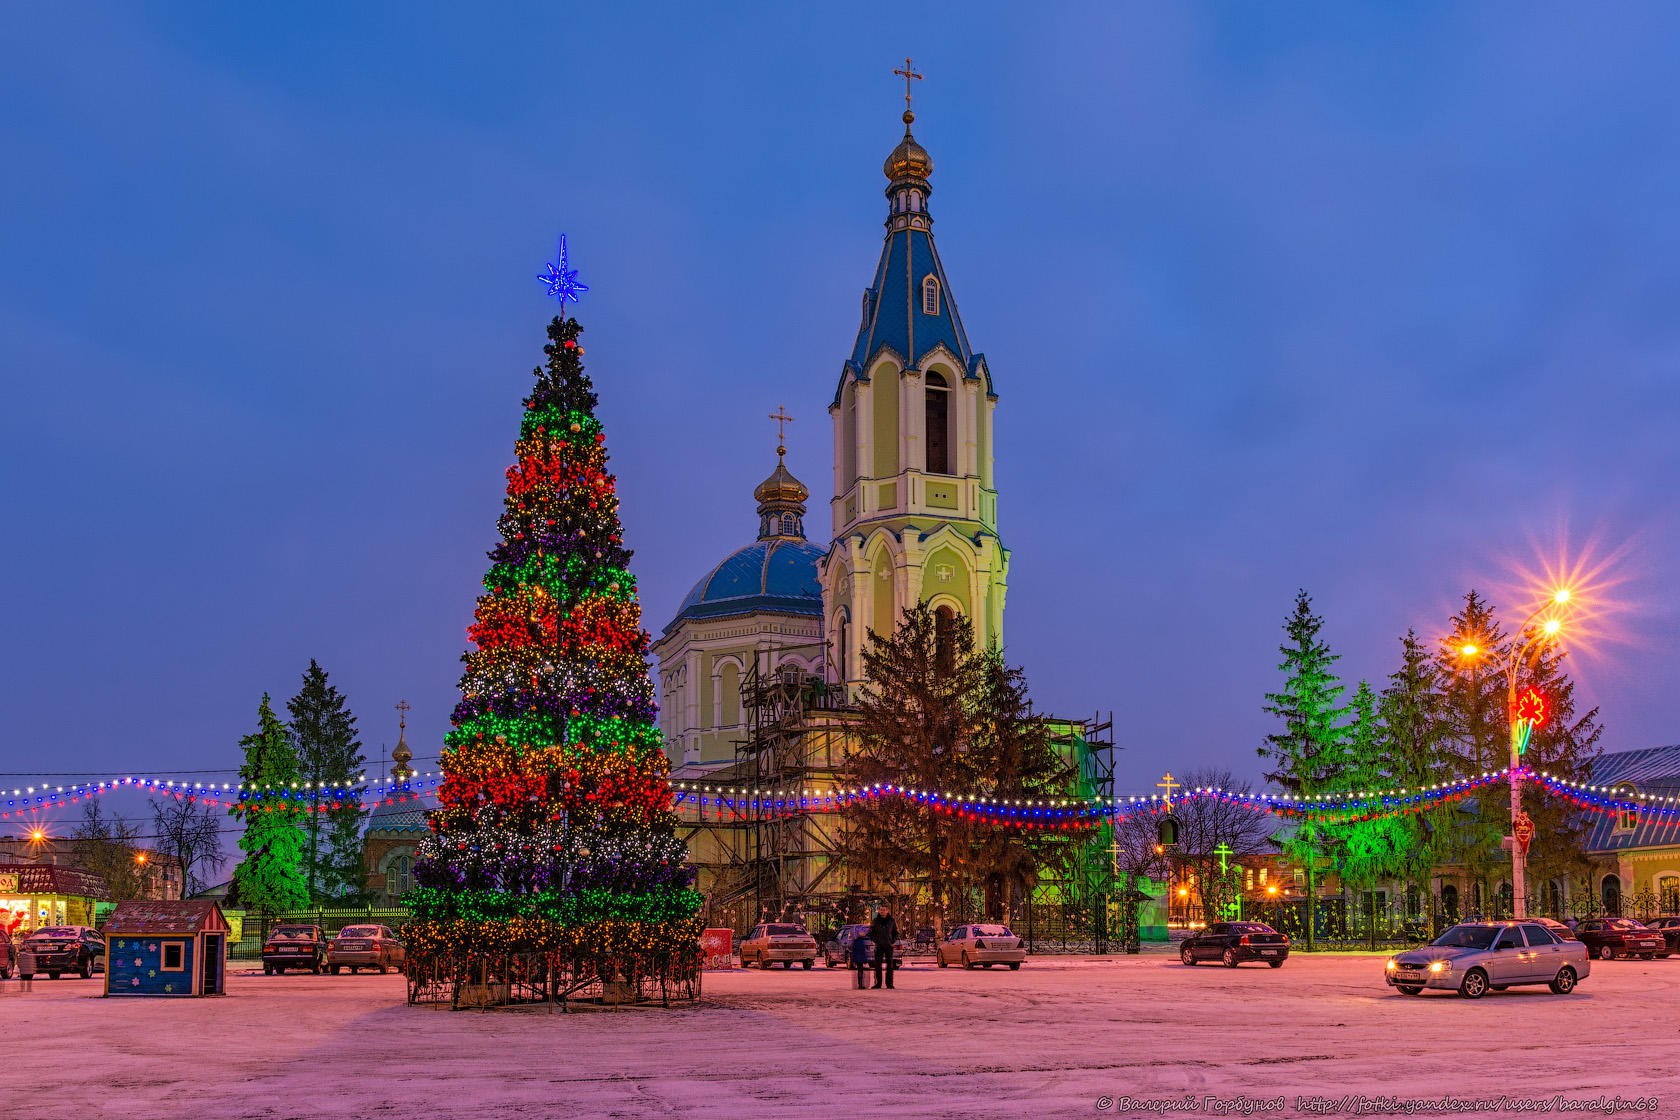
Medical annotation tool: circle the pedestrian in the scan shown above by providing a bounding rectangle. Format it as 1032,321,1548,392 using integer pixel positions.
849,931,871,989
868,904,899,989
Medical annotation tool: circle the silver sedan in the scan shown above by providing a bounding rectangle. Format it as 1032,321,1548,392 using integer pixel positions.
937,923,1026,970
1385,921,1590,999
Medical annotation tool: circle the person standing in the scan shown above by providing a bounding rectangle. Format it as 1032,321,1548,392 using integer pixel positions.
868,904,899,989
849,931,871,989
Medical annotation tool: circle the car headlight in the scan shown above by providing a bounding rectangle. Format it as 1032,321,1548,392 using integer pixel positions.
1385,959,1397,971
1429,961,1448,973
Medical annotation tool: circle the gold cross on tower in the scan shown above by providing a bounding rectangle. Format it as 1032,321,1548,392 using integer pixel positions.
769,405,794,457
893,57,923,111
395,698,411,730
1157,771,1180,806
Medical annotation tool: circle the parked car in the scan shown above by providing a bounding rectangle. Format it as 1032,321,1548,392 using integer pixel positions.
937,923,1027,970
1178,922,1290,968
1385,921,1590,998
822,923,905,970
740,923,818,969
327,925,406,974
1575,917,1668,961
262,924,327,975
1643,916,1680,954
17,926,105,980
1532,918,1579,942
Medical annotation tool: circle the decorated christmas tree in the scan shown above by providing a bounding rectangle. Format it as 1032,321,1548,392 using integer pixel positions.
407,241,700,1000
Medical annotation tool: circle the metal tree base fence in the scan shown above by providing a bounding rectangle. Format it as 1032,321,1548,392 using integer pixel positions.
405,949,702,1013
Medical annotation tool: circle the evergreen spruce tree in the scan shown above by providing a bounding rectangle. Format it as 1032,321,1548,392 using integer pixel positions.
847,602,985,935
407,314,700,983
286,659,366,900
1434,591,1513,904
1377,629,1451,907
230,694,310,914
963,647,1071,925
1338,680,1416,902
1258,590,1349,950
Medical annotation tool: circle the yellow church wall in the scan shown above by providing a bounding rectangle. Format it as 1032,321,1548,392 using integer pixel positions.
922,546,972,617
872,362,899,476
871,550,895,638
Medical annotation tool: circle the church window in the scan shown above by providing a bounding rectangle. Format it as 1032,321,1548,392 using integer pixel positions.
780,513,798,536
935,605,956,676
836,617,849,685
389,854,411,897
925,371,950,475
1614,784,1638,832
922,275,940,316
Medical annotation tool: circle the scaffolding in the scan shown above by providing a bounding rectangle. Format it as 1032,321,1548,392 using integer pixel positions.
678,642,1118,941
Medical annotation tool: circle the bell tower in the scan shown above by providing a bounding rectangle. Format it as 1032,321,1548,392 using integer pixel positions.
820,65,1008,689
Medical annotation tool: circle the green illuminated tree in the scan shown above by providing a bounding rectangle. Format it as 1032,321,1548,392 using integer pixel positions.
286,660,366,900
1337,680,1416,894
229,694,310,914
1258,590,1349,950
1376,629,1451,904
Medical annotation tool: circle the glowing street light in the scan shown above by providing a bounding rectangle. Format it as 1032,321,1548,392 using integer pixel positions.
1504,589,1573,919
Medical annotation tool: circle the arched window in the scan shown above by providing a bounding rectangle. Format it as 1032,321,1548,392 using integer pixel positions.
388,854,411,898
1660,876,1680,914
921,274,940,316
925,371,950,475
1614,784,1639,831
836,616,849,686
1441,884,1460,921
780,513,798,536
934,605,956,676
1602,874,1622,916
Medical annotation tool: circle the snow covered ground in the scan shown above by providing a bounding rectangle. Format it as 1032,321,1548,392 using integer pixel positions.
8,950,1675,1119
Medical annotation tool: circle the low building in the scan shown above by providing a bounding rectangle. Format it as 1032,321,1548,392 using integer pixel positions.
0,863,110,933
1581,744,1680,916
103,900,230,997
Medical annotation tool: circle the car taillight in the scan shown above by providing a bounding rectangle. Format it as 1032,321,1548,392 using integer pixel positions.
1239,935,1250,945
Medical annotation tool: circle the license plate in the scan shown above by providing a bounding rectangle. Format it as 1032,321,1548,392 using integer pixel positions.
1260,950,1278,955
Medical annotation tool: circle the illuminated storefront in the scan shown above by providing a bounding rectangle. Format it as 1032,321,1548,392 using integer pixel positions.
0,865,111,933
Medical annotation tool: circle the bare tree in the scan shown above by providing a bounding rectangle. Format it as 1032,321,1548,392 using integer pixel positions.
1174,767,1276,922
1107,809,1170,953
150,798,224,898
71,801,143,900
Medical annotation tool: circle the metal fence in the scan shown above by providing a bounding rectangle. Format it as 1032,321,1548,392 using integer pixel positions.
229,907,413,959
1172,890,1679,950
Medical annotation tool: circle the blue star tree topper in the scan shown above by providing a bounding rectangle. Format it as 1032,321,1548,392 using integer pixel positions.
537,234,589,309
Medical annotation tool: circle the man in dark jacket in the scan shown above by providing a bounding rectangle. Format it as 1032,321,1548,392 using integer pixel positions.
868,905,899,989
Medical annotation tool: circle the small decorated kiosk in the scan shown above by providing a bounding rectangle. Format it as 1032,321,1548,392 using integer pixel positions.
103,900,230,997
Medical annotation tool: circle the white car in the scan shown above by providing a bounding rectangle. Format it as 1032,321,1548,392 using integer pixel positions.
740,923,818,970
936,923,1026,970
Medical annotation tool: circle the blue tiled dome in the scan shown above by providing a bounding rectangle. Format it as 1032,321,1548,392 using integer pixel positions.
667,539,825,632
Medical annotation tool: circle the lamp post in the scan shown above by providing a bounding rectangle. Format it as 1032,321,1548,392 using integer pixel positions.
1460,588,1570,920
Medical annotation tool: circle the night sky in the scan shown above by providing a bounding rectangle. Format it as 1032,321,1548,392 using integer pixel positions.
4,4,1677,827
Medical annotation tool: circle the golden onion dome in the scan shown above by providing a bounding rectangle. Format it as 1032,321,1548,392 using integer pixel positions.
884,110,932,182
754,455,809,509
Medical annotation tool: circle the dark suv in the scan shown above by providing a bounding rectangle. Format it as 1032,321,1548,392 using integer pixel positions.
19,926,105,980
262,924,327,974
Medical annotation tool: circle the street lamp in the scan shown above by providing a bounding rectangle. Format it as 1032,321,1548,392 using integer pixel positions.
1461,587,1571,919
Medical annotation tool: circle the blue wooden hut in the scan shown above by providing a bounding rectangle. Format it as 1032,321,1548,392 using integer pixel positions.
103,900,230,997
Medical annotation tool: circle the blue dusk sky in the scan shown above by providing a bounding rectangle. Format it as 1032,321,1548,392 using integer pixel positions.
3,3,1677,815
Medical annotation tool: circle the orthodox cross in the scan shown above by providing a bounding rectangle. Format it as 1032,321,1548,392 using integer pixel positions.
769,405,794,455
893,57,923,110
1214,842,1234,875
935,564,953,582
1157,771,1180,806
395,698,410,732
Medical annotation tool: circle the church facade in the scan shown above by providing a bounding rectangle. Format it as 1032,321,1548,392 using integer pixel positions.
655,101,1008,762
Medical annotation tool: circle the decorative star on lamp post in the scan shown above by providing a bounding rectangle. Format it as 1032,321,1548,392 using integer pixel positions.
537,234,589,309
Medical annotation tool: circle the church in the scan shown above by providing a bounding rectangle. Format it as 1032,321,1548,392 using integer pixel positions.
652,92,1009,767
651,82,1112,935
